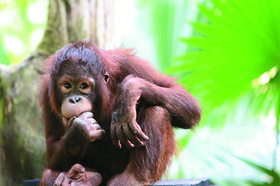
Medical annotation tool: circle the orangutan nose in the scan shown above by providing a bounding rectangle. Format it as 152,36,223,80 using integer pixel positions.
69,96,82,104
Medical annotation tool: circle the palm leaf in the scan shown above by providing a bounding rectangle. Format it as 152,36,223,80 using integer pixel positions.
169,0,279,111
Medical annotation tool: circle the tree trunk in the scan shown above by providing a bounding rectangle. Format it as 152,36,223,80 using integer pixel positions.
0,0,119,185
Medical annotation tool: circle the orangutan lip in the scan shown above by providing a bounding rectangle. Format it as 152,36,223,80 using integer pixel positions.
77,111,87,117
62,111,89,125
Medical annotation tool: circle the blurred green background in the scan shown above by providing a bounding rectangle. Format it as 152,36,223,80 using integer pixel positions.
0,0,279,185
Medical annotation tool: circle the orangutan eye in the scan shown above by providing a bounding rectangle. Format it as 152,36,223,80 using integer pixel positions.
64,82,72,89
80,83,89,89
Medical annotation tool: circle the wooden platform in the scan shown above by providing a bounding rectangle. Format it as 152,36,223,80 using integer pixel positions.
23,178,209,186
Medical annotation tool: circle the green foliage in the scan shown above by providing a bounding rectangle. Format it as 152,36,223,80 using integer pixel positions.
134,0,197,71
240,158,280,186
170,0,279,112
0,0,47,65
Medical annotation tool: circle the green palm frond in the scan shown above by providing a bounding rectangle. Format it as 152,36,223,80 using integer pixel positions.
169,0,279,112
